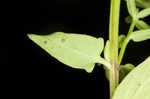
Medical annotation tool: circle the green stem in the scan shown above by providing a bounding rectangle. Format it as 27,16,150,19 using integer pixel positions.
118,21,136,65
109,0,120,98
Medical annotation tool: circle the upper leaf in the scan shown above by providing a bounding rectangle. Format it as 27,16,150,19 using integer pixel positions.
130,29,150,42
28,32,104,73
135,20,150,29
125,16,150,30
126,0,138,19
113,56,150,99
136,0,150,8
137,8,150,19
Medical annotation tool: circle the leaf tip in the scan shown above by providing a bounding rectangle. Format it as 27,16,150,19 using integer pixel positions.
27,33,34,40
85,68,93,73
84,64,95,73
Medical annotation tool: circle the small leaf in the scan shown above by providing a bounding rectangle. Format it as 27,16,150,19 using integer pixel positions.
112,56,150,99
126,0,138,19
104,40,110,62
136,0,150,8
125,16,150,29
103,65,110,81
137,8,150,19
119,64,135,82
118,35,126,48
135,20,150,29
125,16,132,24
103,41,110,81
28,32,104,73
130,29,150,42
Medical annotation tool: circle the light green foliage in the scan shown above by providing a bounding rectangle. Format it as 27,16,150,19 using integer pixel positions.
137,8,150,19
135,20,150,29
27,0,150,98
28,32,104,73
125,16,150,30
126,0,150,20
103,41,110,81
104,40,110,62
119,64,135,82
112,57,150,99
126,0,138,19
136,0,150,8
130,29,150,42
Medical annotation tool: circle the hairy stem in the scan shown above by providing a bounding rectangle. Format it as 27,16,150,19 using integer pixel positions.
109,0,121,98
118,21,136,65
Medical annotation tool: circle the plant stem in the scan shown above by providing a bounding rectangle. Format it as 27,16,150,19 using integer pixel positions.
109,0,120,98
118,21,136,65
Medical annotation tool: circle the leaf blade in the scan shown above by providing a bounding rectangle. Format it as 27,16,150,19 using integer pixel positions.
137,8,150,19
130,29,150,42
112,56,150,99
126,0,138,19
28,32,104,73
135,20,150,29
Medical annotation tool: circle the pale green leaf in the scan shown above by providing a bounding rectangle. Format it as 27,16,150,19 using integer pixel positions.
119,64,135,82
103,40,110,81
135,20,150,29
137,8,150,18
112,56,150,99
28,32,104,73
124,16,150,30
136,0,150,8
126,0,138,19
104,40,110,62
130,29,150,42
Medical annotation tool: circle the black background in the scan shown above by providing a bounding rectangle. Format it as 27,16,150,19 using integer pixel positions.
23,0,150,98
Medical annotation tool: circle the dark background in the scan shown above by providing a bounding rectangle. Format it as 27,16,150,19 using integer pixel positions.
23,0,150,98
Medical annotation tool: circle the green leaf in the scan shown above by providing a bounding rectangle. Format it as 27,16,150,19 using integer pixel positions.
103,41,110,81
118,35,126,48
135,20,150,29
126,0,138,19
125,16,132,24
104,40,110,62
137,8,150,19
124,16,150,30
130,29,150,42
119,64,135,82
28,32,104,73
136,0,150,8
112,56,150,99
